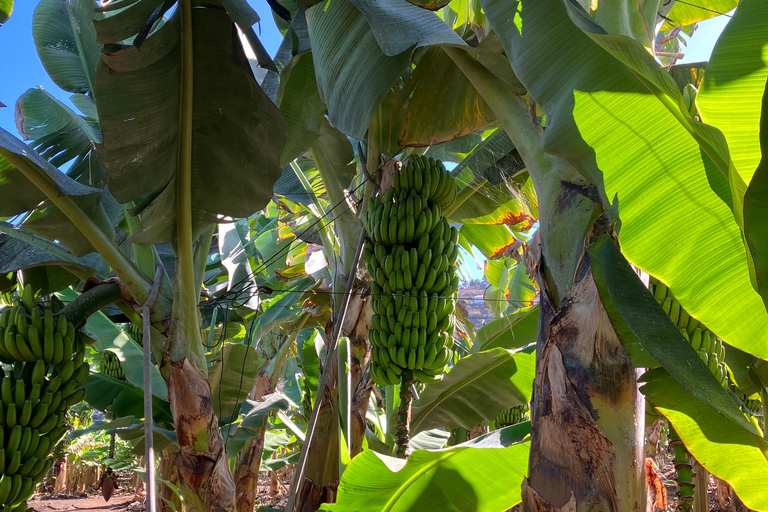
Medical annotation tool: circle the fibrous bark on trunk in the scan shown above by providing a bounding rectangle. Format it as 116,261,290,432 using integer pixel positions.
234,373,273,512
167,358,236,512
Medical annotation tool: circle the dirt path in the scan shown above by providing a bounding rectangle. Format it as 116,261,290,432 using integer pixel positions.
28,495,137,512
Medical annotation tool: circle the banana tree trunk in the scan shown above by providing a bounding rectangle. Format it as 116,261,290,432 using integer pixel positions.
167,359,236,511
234,374,274,512
159,447,181,512
444,50,646,511
293,348,340,512
522,184,645,512
346,291,373,458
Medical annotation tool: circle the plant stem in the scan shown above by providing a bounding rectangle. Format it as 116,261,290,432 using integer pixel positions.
0,149,167,317
169,0,206,372
58,282,123,327
395,371,414,458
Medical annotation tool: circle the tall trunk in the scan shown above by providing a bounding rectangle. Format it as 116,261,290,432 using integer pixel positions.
234,373,273,512
167,359,236,511
347,291,373,458
443,50,646,511
293,350,340,512
522,183,645,512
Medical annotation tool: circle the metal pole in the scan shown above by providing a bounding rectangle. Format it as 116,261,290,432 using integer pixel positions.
143,266,164,512
287,228,366,510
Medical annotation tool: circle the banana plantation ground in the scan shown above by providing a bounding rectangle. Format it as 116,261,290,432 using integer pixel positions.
1,0,767,512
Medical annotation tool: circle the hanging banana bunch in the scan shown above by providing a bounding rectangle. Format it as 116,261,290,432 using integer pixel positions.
363,155,459,386
123,323,143,346
98,351,126,381
649,277,728,387
493,404,530,429
0,285,88,511
649,276,764,511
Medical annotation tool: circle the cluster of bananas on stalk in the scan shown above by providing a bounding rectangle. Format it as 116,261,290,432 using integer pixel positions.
98,351,125,381
493,404,529,428
0,286,88,510
733,386,762,416
123,323,142,345
363,156,459,385
649,277,728,387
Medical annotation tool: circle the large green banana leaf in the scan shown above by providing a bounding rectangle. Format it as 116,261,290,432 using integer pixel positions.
410,348,535,434
480,0,768,359
471,305,538,353
642,368,768,511
0,129,115,258
319,423,530,512
0,221,105,280
697,2,768,305
32,0,101,95
661,0,737,29
93,2,286,245
745,78,768,309
15,89,101,168
83,373,173,424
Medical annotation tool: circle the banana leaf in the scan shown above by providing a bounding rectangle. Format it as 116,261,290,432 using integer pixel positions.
319,422,530,512
410,348,535,435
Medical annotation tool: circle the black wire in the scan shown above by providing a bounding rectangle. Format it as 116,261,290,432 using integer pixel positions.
214,164,383,306
663,0,732,17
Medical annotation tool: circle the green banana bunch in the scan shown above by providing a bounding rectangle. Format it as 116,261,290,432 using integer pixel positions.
493,404,529,428
0,285,87,508
98,351,126,381
363,156,459,385
649,277,728,387
124,323,143,346
733,386,763,417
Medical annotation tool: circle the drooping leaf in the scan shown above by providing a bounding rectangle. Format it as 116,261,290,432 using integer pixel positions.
94,6,286,245
320,426,530,512
306,0,410,139
398,46,495,146
403,0,451,12
0,222,104,278
15,88,101,168
471,305,538,354
0,127,103,216
410,348,535,435
32,0,102,94
642,368,768,512
480,0,768,359
590,235,757,435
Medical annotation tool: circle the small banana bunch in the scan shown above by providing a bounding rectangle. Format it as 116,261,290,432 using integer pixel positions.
364,156,458,385
98,351,125,381
124,323,143,346
733,387,762,416
0,286,88,510
493,404,529,428
649,277,728,387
